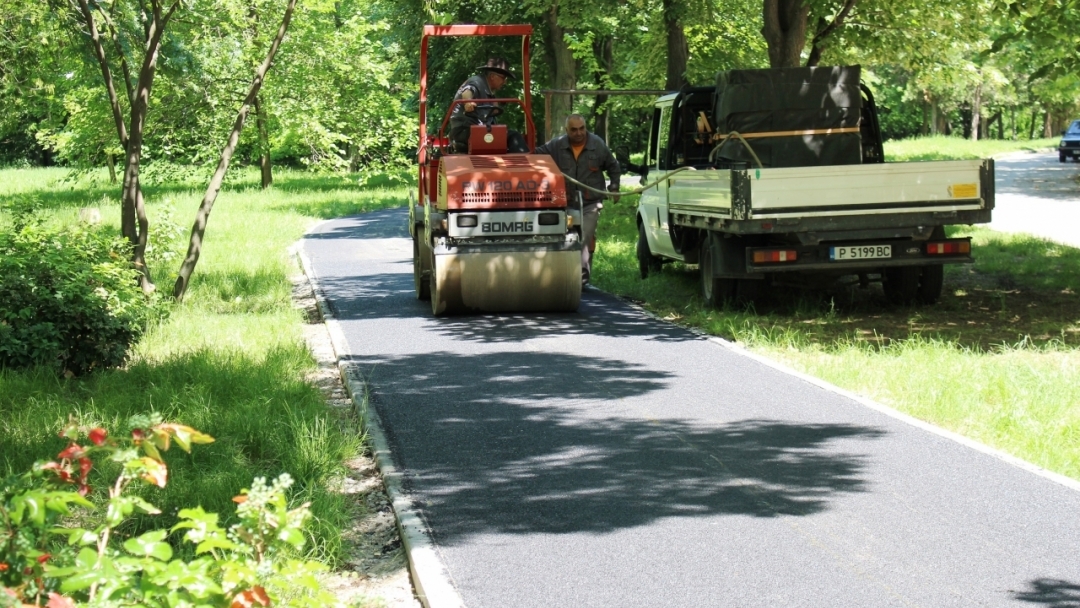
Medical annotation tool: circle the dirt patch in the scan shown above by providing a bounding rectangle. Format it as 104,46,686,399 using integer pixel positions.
291,269,421,608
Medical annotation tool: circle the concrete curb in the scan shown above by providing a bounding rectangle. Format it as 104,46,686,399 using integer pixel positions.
608,292,1080,495
294,242,466,608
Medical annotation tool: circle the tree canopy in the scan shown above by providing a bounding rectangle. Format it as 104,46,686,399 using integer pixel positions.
2,0,1075,172
2,0,1076,291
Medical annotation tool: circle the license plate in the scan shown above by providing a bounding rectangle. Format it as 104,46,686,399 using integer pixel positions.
830,244,892,261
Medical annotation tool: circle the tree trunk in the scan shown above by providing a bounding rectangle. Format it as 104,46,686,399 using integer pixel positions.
663,0,689,90
1029,109,1038,139
591,36,614,142
544,3,576,140
970,83,981,142
248,3,272,189
920,96,928,135
806,0,858,67
930,99,939,135
762,0,810,68
347,142,360,172
173,0,298,301
1043,111,1052,138
1011,106,1016,140
106,152,116,183
120,2,178,294
76,0,128,151
254,94,272,188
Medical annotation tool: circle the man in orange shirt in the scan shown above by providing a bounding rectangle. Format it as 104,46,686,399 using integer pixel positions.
534,114,621,285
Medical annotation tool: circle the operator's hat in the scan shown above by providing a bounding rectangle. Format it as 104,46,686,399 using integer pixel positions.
477,57,516,80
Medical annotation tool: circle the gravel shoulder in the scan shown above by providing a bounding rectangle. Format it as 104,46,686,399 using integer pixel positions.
292,268,421,608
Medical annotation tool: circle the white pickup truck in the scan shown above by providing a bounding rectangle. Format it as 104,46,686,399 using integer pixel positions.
627,69,994,306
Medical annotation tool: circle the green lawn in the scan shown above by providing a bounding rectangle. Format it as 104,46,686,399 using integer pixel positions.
594,138,1080,481
0,166,410,563
884,135,1058,161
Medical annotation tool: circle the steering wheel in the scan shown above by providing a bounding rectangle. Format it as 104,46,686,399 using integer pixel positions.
472,103,503,125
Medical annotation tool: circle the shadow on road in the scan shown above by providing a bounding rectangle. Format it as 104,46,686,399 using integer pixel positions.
1013,578,1080,606
349,350,884,539
314,267,696,342
428,295,694,343
996,156,1080,200
305,208,410,240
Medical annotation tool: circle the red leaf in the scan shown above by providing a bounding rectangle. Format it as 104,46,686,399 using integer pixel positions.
46,592,77,608
88,428,108,446
232,495,248,504
78,457,92,480
231,586,271,607
57,444,85,460
0,562,9,571
37,554,51,564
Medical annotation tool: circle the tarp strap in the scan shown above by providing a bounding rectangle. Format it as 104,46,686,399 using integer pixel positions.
709,126,861,143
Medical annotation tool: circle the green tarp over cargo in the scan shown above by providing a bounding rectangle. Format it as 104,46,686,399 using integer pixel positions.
712,65,863,169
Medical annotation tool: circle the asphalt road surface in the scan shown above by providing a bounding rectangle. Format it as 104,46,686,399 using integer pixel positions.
991,150,1080,247
302,155,1080,607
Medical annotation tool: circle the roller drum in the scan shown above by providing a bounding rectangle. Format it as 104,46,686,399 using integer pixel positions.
431,249,582,315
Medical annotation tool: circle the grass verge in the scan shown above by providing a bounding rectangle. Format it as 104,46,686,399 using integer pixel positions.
0,165,411,563
595,138,1080,481
884,135,1057,161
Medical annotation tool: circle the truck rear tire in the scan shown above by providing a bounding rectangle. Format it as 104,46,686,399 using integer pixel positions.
883,266,920,305
700,237,735,307
637,222,662,279
917,264,944,304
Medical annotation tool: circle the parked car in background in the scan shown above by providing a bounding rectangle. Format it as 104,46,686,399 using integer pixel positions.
1059,120,1080,162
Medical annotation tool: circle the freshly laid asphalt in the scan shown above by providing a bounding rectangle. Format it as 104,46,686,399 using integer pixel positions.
302,152,1080,607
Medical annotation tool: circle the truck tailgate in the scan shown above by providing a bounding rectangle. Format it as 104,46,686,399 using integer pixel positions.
667,159,993,220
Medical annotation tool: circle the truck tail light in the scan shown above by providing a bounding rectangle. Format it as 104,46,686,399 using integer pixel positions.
926,240,970,255
752,249,798,263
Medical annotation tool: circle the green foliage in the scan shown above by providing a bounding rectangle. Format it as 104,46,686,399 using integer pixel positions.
0,0,71,167
264,1,416,171
0,201,161,376
0,418,344,607
0,166,394,567
864,68,926,140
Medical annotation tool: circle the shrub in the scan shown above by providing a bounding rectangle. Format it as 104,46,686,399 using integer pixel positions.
0,417,343,607
0,205,161,375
